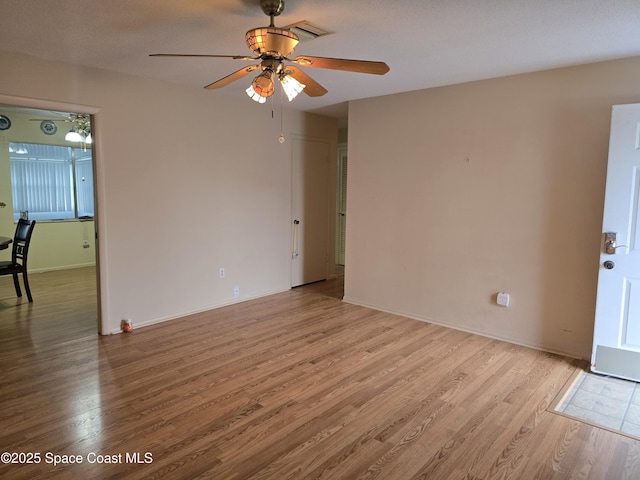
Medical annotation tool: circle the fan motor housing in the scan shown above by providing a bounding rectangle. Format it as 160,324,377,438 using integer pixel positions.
246,27,299,57
260,0,285,17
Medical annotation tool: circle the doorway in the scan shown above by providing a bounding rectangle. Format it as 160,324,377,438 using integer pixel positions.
0,99,101,335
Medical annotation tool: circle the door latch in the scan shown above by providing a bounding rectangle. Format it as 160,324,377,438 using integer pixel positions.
604,232,617,254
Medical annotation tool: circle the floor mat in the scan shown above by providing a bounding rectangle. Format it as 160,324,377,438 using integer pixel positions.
552,369,640,440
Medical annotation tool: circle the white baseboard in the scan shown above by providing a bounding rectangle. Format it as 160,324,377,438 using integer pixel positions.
106,287,290,335
342,295,586,361
31,262,96,274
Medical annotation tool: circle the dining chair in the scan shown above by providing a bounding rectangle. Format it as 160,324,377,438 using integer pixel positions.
0,219,36,302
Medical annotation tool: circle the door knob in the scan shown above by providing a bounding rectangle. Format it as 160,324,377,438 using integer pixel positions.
604,260,615,270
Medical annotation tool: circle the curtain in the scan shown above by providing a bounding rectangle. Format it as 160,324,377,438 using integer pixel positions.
9,143,94,221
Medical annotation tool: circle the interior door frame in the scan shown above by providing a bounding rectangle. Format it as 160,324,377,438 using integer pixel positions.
0,93,105,334
335,143,348,266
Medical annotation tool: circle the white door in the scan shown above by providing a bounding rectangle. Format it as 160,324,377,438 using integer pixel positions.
291,137,329,287
592,103,640,381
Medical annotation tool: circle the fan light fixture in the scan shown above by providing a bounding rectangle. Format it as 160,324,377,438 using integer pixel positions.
279,74,305,101
65,130,84,142
243,25,306,104
252,69,276,97
245,72,306,103
246,85,268,103
64,114,92,147
245,66,306,103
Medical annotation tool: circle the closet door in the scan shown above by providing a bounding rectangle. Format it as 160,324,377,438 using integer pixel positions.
291,137,329,287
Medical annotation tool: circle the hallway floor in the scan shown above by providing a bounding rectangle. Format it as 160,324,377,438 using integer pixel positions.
554,370,640,439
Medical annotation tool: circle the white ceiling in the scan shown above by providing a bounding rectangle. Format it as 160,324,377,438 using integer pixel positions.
1,0,639,119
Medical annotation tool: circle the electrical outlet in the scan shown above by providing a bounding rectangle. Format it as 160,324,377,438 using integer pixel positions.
219,268,225,278
497,292,510,307
233,285,240,297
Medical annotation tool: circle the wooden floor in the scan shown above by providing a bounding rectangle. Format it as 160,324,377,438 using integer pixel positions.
294,275,345,300
1,268,639,479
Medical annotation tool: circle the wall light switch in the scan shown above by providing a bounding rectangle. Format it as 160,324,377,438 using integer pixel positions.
497,292,510,307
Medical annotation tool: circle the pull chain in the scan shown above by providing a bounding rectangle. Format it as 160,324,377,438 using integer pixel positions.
279,81,285,143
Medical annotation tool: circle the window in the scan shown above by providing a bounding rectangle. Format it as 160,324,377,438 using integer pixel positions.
9,142,94,221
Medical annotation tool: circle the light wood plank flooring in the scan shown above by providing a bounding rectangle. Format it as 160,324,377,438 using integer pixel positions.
294,275,345,300
1,268,639,479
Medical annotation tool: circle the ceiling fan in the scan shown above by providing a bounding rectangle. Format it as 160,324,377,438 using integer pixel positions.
27,113,92,143
150,0,390,103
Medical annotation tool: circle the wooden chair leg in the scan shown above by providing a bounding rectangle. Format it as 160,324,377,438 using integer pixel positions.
22,272,33,302
12,273,22,298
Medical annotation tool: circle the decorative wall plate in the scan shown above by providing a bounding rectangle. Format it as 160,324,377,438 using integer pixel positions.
0,115,11,130
40,120,57,135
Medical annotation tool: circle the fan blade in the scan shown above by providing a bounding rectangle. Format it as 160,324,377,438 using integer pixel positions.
28,118,70,122
284,66,327,97
290,56,389,75
204,64,261,90
150,54,257,61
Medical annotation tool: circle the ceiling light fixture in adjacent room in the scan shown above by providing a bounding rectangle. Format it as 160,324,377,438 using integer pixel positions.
14,144,29,155
64,129,83,143
64,114,92,146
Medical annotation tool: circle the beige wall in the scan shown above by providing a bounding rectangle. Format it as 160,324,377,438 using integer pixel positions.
0,110,96,272
346,56,640,359
0,51,337,333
